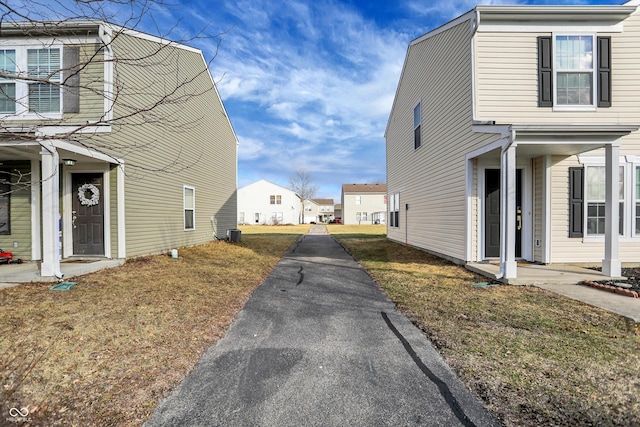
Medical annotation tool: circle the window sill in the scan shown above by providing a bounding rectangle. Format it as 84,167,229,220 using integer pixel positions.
552,105,597,112
1,112,63,120
582,236,638,243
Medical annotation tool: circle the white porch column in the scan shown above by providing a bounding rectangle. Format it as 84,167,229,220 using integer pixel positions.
30,159,41,261
117,164,126,259
603,143,621,277
40,144,62,278
501,143,517,279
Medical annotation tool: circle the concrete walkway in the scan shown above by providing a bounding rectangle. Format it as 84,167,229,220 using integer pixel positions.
0,259,123,289
467,262,640,322
145,225,498,426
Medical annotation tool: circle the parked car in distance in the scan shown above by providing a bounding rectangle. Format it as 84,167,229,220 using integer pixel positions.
329,218,342,224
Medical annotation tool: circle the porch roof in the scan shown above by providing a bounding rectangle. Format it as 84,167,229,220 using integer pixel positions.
0,139,121,164
472,123,640,159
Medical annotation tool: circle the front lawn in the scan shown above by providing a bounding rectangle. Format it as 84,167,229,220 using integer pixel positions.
332,228,640,427
1,226,308,426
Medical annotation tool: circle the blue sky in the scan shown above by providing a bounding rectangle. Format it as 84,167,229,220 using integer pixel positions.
198,0,622,202
31,0,625,202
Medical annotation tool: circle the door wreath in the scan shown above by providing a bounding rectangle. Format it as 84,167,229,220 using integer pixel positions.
78,183,100,206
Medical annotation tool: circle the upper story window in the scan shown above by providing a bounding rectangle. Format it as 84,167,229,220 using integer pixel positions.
555,35,594,107
413,102,421,149
355,195,361,205
0,46,62,117
0,50,17,114
538,35,610,109
270,195,282,205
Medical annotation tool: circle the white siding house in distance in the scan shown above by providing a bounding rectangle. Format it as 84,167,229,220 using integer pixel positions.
238,180,301,225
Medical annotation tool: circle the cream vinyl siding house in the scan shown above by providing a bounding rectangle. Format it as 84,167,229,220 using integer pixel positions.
0,21,238,278
237,180,301,225
386,2,640,280
302,199,320,224
341,184,387,225
313,199,334,223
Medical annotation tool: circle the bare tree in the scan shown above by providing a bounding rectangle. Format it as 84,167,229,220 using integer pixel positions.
288,167,319,201
0,0,226,189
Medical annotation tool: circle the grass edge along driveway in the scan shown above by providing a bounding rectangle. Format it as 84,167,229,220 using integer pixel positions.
2,224,639,426
328,224,640,427
1,225,307,427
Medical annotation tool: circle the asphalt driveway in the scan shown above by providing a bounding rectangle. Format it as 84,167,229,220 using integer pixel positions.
145,226,497,426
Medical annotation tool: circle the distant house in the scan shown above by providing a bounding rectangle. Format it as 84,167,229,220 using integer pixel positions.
386,2,640,279
341,184,387,225
313,199,334,223
334,204,342,219
0,21,238,278
238,180,301,225
302,199,319,224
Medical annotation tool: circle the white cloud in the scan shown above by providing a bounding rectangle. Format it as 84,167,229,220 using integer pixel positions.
237,136,266,161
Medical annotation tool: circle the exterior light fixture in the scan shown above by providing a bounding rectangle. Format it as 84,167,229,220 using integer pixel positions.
63,159,77,166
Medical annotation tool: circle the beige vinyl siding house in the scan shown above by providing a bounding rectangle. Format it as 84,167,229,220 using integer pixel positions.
302,199,320,224
386,2,640,280
0,21,238,277
313,199,334,223
341,184,387,225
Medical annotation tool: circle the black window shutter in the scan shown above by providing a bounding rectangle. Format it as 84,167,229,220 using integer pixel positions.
538,36,553,107
569,167,584,238
597,36,611,108
63,46,80,114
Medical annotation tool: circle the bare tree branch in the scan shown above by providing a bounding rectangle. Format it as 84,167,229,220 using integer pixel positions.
289,167,319,201
0,0,231,192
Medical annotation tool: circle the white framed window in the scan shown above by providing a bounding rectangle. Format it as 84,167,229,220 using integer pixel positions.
239,212,245,224
584,165,624,236
355,195,361,205
0,49,17,114
413,101,421,149
270,195,281,205
554,34,595,108
0,46,62,118
184,186,195,230
389,192,400,228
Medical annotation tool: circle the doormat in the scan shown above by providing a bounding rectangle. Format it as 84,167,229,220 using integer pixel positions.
50,282,77,291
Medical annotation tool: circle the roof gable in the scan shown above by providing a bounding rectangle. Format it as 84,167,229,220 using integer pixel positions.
312,199,334,205
342,183,387,194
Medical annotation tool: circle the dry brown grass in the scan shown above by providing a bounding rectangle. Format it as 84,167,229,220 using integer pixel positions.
333,231,640,427
1,226,307,426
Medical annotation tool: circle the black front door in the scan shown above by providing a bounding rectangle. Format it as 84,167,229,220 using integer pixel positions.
484,169,522,258
72,173,104,256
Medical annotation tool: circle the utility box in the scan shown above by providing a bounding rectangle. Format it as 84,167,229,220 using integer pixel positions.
228,229,242,243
